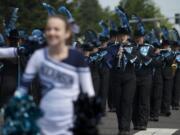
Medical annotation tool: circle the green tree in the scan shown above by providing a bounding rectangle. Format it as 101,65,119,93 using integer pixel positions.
119,0,172,30
0,0,71,32
75,0,106,33
0,0,113,34
0,0,171,35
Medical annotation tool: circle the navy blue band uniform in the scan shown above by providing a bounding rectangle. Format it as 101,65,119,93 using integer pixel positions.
133,43,155,128
1,4,180,135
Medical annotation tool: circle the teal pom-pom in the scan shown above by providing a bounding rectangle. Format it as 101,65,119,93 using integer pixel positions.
2,95,43,135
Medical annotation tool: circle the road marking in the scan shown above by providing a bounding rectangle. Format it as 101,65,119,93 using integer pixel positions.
134,128,178,135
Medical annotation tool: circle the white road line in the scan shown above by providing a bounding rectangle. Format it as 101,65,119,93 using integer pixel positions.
134,128,178,135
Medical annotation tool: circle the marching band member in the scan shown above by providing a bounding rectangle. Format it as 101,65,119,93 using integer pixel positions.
108,20,118,112
83,29,101,94
150,33,163,122
172,28,180,110
108,7,138,135
1,3,180,135
0,29,20,108
160,28,175,117
172,41,180,110
97,20,110,115
132,29,156,130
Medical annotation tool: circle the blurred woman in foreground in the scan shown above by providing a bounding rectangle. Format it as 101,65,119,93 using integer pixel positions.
15,15,95,135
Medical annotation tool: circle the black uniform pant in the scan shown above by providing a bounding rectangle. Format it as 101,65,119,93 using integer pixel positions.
150,70,163,118
172,69,180,107
161,68,173,113
98,68,110,112
114,72,136,131
0,75,17,108
30,79,42,105
133,75,152,127
91,71,100,95
108,70,116,110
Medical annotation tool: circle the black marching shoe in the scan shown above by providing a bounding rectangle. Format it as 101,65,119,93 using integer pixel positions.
109,108,116,112
134,126,147,130
172,106,179,110
118,131,130,135
102,111,106,117
161,111,171,117
149,117,159,122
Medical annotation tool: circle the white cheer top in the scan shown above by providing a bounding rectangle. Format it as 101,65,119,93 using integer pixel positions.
16,47,95,135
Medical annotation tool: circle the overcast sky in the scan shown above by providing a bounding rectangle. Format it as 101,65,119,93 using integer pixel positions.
98,0,180,18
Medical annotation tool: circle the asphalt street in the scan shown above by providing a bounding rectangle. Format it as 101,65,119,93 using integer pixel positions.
0,109,180,135
99,110,180,135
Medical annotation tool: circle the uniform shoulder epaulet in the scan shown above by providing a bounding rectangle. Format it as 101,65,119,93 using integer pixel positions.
144,43,154,48
127,42,132,46
122,41,131,46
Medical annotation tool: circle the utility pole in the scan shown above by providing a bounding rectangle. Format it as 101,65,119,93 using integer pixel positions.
129,16,180,24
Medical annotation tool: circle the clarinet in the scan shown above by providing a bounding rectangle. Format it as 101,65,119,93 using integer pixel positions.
116,43,125,68
0,62,4,72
